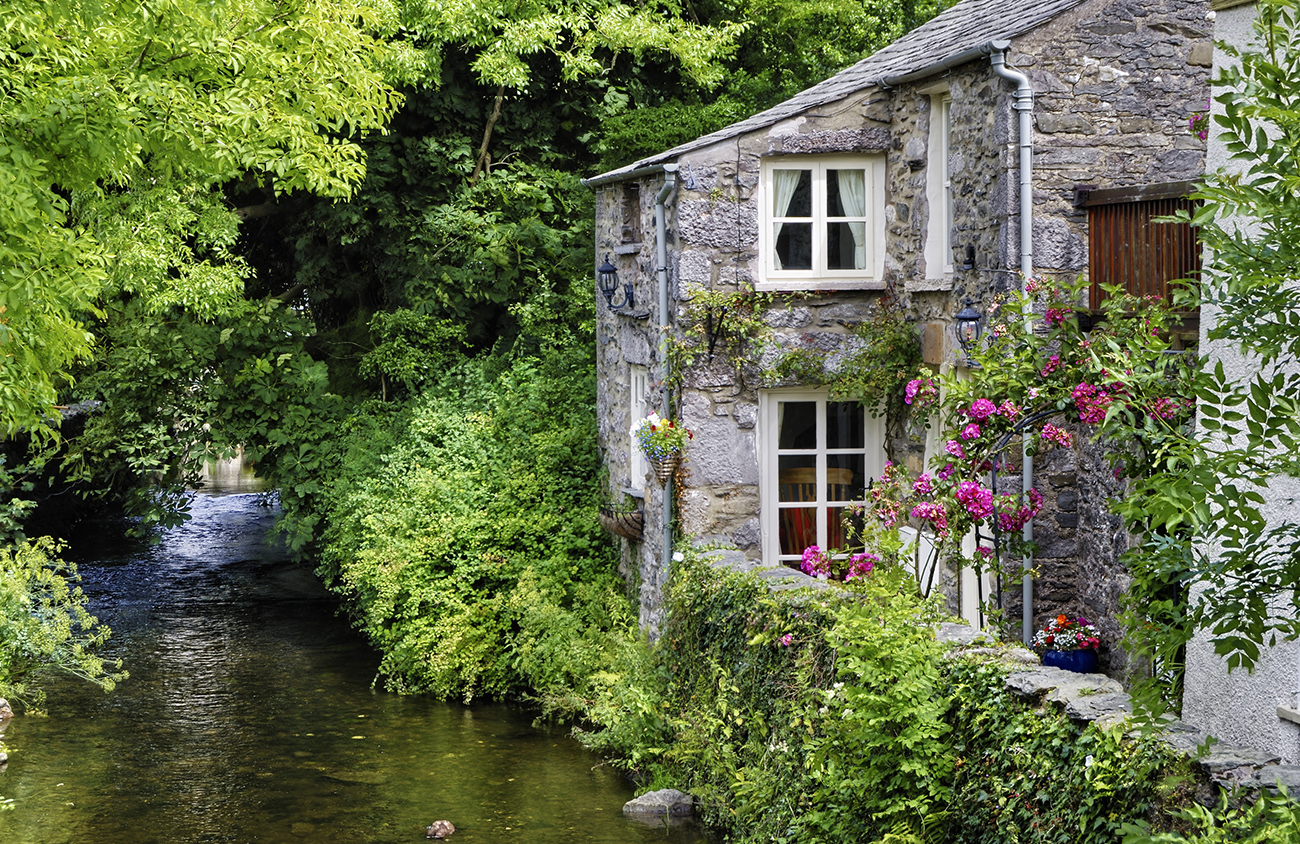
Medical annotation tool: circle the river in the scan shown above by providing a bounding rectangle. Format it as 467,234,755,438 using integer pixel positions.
0,479,707,844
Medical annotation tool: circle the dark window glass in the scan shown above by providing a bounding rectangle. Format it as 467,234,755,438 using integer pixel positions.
778,402,817,449
776,223,813,270
826,402,864,449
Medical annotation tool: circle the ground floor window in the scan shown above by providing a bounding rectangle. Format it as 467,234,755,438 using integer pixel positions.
759,390,885,567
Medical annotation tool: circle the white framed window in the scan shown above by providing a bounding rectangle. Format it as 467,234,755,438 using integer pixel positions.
628,364,648,491
925,93,953,277
759,155,886,290
759,390,886,566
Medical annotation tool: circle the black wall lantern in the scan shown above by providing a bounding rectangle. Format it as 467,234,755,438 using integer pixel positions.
954,298,983,366
597,254,634,311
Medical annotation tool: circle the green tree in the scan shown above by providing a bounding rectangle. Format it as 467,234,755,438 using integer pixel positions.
0,0,403,438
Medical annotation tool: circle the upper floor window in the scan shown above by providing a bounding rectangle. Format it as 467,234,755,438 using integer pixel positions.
759,156,885,290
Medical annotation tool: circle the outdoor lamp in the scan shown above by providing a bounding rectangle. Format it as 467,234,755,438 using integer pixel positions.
954,298,983,366
597,254,634,311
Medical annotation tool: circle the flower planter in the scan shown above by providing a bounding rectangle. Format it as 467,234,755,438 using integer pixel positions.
652,454,681,484
1042,648,1099,674
598,506,644,542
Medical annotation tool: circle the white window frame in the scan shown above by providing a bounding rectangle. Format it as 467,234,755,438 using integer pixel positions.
758,389,886,566
925,93,953,277
628,364,649,491
758,155,886,291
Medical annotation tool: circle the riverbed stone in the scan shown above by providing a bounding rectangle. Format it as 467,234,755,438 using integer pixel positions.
0,698,11,721
623,788,695,817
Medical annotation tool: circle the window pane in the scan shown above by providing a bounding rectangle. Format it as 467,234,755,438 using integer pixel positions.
826,221,866,270
778,456,817,502
826,506,863,550
778,506,817,555
826,402,864,449
827,169,866,218
778,401,817,449
827,454,865,501
775,222,812,270
773,169,812,218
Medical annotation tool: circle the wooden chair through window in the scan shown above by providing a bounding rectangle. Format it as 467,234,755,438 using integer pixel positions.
778,467,856,554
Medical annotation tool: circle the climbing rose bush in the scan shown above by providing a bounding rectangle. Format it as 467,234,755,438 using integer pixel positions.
863,276,1196,600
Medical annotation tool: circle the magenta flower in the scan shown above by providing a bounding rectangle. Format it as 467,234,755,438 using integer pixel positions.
1040,354,1060,377
1073,382,1113,424
846,552,878,580
1045,308,1066,327
969,398,997,421
910,501,949,537
945,440,966,459
1041,423,1072,448
956,481,995,519
998,399,1020,419
913,474,933,496
961,422,981,441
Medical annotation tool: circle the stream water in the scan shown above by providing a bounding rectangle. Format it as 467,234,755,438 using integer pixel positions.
0,476,707,844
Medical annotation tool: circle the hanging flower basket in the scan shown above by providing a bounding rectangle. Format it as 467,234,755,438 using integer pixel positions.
652,454,681,484
631,412,691,485
598,505,644,541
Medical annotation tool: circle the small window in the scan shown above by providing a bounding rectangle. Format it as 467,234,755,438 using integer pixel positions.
628,365,648,490
621,183,643,244
925,94,953,276
760,156,885,290
759,391,886,566
1083,183,1201,311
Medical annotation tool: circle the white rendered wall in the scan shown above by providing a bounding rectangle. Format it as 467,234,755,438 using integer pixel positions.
1181,0,1300,763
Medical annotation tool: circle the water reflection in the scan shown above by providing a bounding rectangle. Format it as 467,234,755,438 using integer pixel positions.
0,490,705,844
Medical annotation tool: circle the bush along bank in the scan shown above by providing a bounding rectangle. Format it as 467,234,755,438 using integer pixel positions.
572,548,1300,844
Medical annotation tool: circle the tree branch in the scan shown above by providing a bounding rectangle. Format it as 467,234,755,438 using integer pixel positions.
471,85,506,183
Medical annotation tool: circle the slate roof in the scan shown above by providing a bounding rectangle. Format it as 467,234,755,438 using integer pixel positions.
589,0,1089,183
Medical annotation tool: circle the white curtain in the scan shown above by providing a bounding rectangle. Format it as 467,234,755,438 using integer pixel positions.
836,168,867,270
772,170,803,270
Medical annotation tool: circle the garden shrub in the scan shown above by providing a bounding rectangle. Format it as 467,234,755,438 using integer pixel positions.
577,550,1205,844
314,344,632,702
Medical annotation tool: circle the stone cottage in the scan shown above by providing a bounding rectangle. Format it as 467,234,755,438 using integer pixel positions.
583,0,1212,654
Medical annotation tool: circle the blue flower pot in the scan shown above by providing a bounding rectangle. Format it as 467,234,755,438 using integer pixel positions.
1042,649,1099,674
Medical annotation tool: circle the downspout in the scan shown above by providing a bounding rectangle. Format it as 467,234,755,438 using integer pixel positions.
655,165,679,570
989,49,1037,646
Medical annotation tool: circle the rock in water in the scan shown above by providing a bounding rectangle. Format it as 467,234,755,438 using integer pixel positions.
425,820,455,839
622,788,695,817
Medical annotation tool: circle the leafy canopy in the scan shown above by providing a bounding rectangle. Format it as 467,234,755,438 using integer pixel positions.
0,0,402,437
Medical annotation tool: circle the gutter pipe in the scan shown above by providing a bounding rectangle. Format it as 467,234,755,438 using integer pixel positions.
655,165,679,572
989,49,1037,646
581,163,668,190
880,40,1011,88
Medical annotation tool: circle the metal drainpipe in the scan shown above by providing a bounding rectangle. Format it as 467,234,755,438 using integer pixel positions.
655,165,679,570
990,50,1036,645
